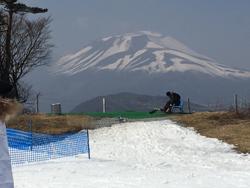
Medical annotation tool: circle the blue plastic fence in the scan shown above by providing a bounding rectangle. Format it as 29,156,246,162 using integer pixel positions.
7,128,90,165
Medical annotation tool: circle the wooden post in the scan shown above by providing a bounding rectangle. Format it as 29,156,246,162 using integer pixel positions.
102,97,106,113
234,94,238,114
87,129,91,160
36,93,41,113
187,98,191,114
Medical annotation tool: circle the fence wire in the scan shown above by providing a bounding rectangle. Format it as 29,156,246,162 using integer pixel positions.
7,128,90,166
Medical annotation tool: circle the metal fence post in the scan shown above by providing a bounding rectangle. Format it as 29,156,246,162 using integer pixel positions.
28,120,33,151
234,94,238,114
87,129,91,159
187,98,191,114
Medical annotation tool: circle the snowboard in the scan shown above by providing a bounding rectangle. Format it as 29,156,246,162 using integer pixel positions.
149,108,162,114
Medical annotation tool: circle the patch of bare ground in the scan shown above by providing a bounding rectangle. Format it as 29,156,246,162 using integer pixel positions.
6,114,95,135
173,112,250,153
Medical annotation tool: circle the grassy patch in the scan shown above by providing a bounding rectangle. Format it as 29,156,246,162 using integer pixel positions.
6,111,169,135
173,112,250,153
68,111,168,119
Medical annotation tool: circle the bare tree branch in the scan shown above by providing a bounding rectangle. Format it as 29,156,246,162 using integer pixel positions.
0,14,52,100
0,0,49,101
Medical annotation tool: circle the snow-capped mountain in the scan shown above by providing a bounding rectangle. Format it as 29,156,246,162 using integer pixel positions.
55,31,250,79
29,31,250,112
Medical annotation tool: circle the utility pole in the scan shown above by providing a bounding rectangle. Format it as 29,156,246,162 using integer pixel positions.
36,92,41,113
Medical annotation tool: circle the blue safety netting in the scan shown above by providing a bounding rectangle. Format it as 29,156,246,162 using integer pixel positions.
7,128,89,165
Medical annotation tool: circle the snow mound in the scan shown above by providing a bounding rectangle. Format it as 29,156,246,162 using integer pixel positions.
13,120,250,188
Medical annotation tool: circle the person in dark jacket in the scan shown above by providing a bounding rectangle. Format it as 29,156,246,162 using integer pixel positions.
162,91,181,113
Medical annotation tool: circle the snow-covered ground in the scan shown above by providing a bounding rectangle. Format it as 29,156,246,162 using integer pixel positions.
13,120,250,188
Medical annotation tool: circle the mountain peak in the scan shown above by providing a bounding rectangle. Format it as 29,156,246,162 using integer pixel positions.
54,31,250,79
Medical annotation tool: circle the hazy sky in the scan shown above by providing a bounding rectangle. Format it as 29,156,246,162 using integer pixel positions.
24,0,250,70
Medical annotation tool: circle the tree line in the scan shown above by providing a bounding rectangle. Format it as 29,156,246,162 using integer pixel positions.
0,0,52,102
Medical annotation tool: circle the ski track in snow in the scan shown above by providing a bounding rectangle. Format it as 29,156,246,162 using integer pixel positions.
13,120,250,188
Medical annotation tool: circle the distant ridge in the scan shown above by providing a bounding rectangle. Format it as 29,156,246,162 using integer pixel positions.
71,92,210,113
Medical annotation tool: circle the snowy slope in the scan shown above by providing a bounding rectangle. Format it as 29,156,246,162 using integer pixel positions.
13,120,250,188
55,31,250,78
